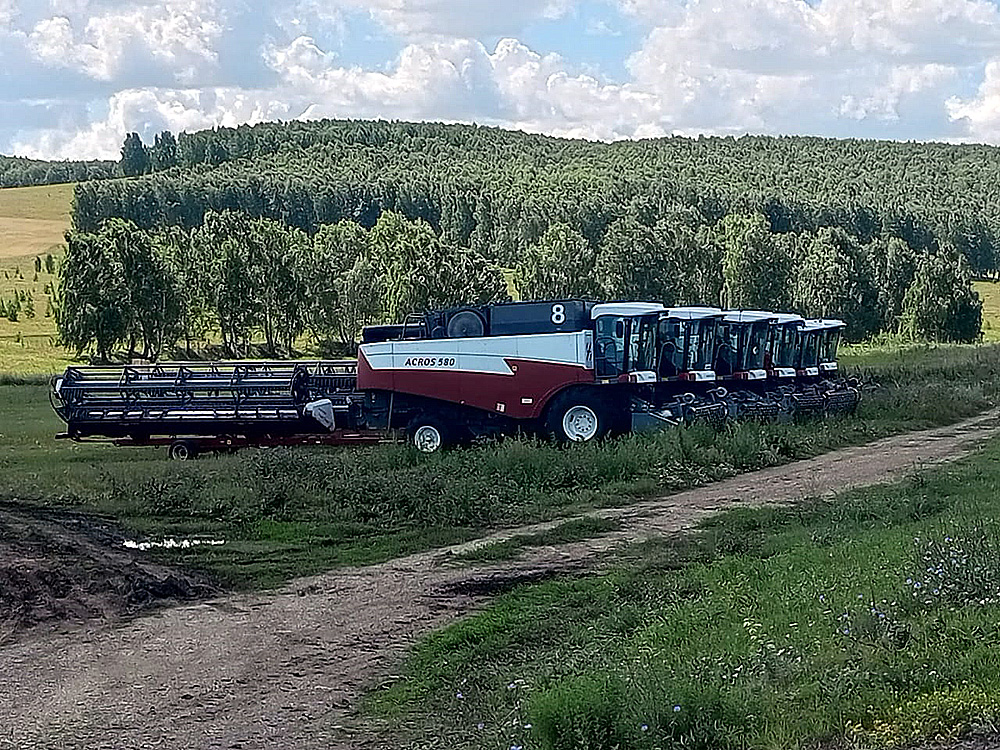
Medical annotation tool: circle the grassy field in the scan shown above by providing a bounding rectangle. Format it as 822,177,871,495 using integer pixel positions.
0,183,76,375
975,280,1000,342
374,443,1000,750
3,344,1000,589
0,182,73,255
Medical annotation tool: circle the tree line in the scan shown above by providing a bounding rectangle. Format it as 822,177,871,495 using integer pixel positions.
0,155,117,189
57,205,980,363
57,211,506,361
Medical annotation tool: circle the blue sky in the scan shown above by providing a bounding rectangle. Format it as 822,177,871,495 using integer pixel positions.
4,0,1000,159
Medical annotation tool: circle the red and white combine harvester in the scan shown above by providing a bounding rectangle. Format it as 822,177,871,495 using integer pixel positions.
51,300,859,457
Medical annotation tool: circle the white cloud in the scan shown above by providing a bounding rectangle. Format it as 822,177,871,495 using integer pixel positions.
25,0,223,82
0,0,16,28
948,59,1000,140
623,0,1000,136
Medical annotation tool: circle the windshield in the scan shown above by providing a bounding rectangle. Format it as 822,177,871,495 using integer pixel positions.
714,323,737,376
821,329,842,363
714,321,768,374
770,324,800,368
797,332,821,369
595,316,626,378
690,319,717,371
742,321,770,370
657,317,716,376
629,315,658,372
658,318,683,378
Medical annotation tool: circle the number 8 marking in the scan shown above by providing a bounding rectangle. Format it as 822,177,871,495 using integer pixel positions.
551,304,566,325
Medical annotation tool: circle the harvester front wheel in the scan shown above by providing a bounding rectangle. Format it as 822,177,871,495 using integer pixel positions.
546,391,611,444
407,415,452,454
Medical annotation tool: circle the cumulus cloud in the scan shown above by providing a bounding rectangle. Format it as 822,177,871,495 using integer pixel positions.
948,59,1000,140
9,0,1000,158
23,0,224,82
623,0,1000,137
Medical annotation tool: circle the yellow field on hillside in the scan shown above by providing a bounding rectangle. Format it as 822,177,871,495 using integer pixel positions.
0,184,76,374
0,182,73,261
0,216,70,259
0,183,74,222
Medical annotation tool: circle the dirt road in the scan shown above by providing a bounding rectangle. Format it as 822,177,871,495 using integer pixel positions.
2,412,999,750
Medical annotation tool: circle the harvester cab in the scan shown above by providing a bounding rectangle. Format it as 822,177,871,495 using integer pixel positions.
660,307,725,383
765,313,806,381
715,311,778,382
591,302,667,382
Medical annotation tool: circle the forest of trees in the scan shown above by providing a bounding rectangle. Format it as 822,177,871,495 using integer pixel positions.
57,211,506,360
0,155,117,188
50,119,996,357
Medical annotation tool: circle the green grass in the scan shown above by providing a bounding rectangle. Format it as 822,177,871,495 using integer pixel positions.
449,516,621,564
0,209,74,376
975,279,1000,342
4,343,1000,589
0,183,79,376
371,441,1000,750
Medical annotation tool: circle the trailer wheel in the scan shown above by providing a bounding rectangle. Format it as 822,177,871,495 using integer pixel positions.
546,391,611,444
407,416,451,454
168,440,197,461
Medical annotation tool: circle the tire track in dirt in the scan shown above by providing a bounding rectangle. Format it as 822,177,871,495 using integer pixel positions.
2,411,999,750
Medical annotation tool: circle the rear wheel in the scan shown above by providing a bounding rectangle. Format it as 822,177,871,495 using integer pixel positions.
168,440,198,461
545,391,613,444
407,415,452,454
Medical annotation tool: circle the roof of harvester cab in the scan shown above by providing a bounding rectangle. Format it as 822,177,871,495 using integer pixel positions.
667,306,726,320
805,318,847,330
732,310,805,325
591,302,668,319
722,310,778,324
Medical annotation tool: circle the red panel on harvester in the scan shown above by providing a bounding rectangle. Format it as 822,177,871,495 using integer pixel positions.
357,331,595,420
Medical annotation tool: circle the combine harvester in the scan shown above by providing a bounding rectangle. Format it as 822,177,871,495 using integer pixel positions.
51,301,860,458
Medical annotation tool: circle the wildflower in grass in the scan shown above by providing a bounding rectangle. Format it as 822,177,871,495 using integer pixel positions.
674,705,682,713
641,724,649,732
456,691,463,699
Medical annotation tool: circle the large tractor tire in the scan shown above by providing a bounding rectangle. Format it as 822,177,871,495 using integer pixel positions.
545,390,613,444
406,414,453,454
